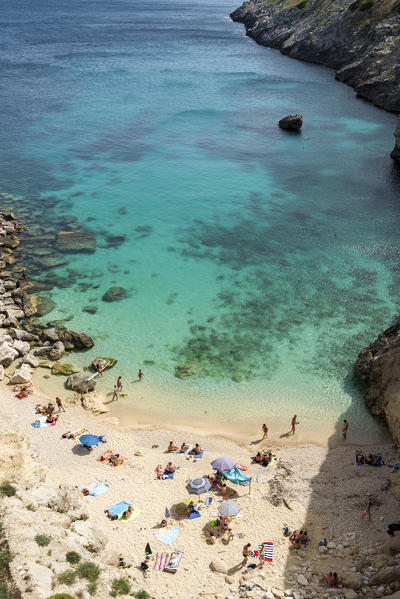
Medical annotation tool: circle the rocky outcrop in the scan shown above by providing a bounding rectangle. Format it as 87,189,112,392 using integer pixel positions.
81,391,110,414
10,363,33,384
354,321,400,444
92,356,117,371
66,372,96,394
58,328,94,349
391,118,400,162
279,114,303,131
55,230,96,253
231,0,400,154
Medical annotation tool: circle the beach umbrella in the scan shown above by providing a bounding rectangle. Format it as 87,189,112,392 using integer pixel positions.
186,478,211,495
79,434,101,448
218,500,240,518
211,456,235,472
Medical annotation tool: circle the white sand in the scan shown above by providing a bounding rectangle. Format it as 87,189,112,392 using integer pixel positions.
0,379,398,599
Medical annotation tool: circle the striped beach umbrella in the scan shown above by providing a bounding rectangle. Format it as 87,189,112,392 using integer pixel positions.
186,478,211,495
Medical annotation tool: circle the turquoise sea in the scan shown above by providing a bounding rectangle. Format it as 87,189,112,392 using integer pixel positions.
1,0,399,442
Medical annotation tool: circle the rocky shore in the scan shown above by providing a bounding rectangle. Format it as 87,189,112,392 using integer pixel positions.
355,320,400,446
230,0,400,161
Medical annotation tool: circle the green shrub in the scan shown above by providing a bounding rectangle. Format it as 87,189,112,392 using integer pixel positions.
57,570,76,586
47,594,76,599
295,0,308,8
0,484,16,498
65,551,81,565
35,534,51,547
87,582,97,596
26,504,36,512
110,577,131,597
0,551,12,569
133,591,150,599
360,0,374,9
76,562,100,582
0,583,10,599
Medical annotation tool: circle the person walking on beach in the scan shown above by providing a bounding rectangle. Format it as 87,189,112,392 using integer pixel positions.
112,386,119,401
138,369,143,381
342,419,349,440
56,397,65,412
117,376,123,391
291,415,297,435
262,423,268,439
242,543,251,566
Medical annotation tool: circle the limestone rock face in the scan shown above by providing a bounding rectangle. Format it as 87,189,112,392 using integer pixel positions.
49,340,65,361
10,363,33,384
392,119,400,163
370,565,400,585
0,343,18,366
66,372,96,394
70,520,108,553
56,230,96,253
209,559,228,574
81,391,109,415
279,114,303,131
12,339,30,356
354,321,400,444
21,354,40,368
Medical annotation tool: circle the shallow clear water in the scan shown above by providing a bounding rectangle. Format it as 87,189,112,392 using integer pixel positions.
1,0,399,442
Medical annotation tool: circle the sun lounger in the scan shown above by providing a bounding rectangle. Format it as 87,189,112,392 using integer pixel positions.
164,550,183,573
105,501,131,519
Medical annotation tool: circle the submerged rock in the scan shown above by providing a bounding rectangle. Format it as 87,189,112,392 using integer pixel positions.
278,114,303,131
101,286,131,302
24,294,56,317
55,230,96,253
39,253,68,269
82,304,97,314
51,362,80,376
48,341,65,361
175,362,204,379
391,119,400,163
66,372,96,393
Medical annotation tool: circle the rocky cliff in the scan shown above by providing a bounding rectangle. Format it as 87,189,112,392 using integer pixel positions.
230,0,400,160
355,322,400,445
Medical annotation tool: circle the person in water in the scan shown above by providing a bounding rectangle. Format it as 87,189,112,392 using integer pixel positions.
138,369,143,381
117,376,123,391
112,386,119,401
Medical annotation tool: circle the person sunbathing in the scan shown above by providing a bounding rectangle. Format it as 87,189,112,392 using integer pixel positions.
165,462,175,473
208,534,216,545
190,444,202,455
356,450,365,464
217,482,228,496
168,441,178,452
109,453,123,466
254,452,263,463
46,414,58,424
121,505,133,519
179,442,189,453
160,519,168,528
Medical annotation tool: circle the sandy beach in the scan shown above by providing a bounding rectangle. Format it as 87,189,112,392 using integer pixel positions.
1,375,399,599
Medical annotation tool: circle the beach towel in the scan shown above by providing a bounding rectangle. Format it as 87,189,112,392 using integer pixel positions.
154,465,165,479
156,527,180,545
32,416,48,428
82,479,102,495
106,501,131,518
162,471,174,480
98,450,113,463
154,552,169,571
118,505,141,521
193,450,204,459
165,550,183,573
188,510,200,519
177,445,193,455
86,481,109,497
252,542,274,563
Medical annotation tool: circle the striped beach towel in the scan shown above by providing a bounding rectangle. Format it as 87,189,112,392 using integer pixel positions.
154,552,169,571
253,542,274,562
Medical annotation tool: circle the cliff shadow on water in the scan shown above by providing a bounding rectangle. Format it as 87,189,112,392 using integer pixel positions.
279,367,400,598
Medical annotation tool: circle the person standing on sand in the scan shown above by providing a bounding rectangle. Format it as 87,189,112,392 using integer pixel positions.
343,419,349,440
138,369,143,381
242,543,251,566
362,500,373,521
112,386,119,401
262,423,268,439
291,415,297,435
56,397,65,412
117,376,122,391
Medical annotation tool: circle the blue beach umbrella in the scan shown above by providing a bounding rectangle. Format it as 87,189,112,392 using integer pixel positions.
211,456,235,472
186,478,211,495
80,434,101,448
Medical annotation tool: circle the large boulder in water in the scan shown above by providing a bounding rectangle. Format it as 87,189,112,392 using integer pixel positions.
58,328,94,349
92,357,117,371
66,372,96,394
23,294,56,317
391,119,400,162
278,114,303,131
102,286,131,302
56,230,96,253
